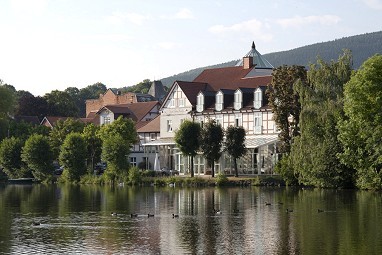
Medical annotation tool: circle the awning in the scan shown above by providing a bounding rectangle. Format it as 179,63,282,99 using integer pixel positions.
245,134,279,148
142,137,176,146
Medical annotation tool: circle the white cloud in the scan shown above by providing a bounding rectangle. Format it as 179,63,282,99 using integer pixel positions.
362,0,382,10
156,42,179,50
160,8,195,20
209,19,273,42
276,15,341,28
126,12,151,25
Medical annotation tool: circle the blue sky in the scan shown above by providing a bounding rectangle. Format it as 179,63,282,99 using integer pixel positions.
1,0,381,96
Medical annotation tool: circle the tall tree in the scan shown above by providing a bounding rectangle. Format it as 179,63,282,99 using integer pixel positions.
224,126,246,177
44,90,79,117
266,65,307,153
98,116,137,145
15,94,49,119
0,82,16,141
59,133,87,182
175,120,201,177
200,119,223,177
49,118,85,160
0,137,29,178
22,134,54,181
338,54,382,189
82,123,102,174
288,50,354,188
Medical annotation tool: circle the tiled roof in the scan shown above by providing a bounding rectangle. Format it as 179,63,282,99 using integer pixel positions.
137,115,160,133
175,81,211,106
99,101,160,122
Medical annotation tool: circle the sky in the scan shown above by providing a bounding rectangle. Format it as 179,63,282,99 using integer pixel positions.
0,0,381,96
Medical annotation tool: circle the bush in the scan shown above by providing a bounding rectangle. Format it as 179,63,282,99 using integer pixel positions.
215,173,229,186
128,166,142,185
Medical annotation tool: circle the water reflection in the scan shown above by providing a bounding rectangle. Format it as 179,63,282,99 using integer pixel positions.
0,184,382,254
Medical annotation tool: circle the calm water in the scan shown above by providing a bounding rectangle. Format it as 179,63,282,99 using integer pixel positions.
0,184,382,255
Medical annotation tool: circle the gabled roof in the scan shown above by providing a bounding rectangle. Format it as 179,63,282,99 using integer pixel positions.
40,116,69,128
98,101,160,122
137,115,160,133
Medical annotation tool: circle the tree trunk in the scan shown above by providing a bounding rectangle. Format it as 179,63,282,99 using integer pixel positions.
211,160,215,178
234,157,238,177
190,156,194,177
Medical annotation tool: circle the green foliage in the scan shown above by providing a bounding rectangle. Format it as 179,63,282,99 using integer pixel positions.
82,124,102,173
49,118,85,160
215,173,229,186
128,166,142,185
59,133,87,182
224,126,246,177
44,90,79,117
200,119,223,177
79,173,105,184
99,116,137,145
288,51,355,188
338,54,382,189
175,120,201,177
0,83,16,118
120,79,152,94
101,134,130,181
267,65,307,153
21,134,53,181
15,94,48,119
274,155,298,186
0,137,29,178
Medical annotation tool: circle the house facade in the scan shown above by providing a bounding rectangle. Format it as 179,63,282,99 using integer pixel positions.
144,42,280,176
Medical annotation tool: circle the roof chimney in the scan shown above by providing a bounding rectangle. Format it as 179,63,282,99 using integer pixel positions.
243,56,253,69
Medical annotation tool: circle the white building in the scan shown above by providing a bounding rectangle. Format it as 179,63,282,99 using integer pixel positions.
144,42,281,176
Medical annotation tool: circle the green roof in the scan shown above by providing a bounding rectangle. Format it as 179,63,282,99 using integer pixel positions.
236,42,274,69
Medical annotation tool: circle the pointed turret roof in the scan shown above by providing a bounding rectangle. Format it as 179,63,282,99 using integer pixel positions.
148,80,166,102
236,41,274,69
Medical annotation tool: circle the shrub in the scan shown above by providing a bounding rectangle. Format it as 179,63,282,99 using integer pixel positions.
215,173,229,186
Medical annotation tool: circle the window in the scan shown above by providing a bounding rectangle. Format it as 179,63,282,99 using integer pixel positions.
130,157,137,166
167,120,173,132
168,98,174,108
254,88,263,109
179,98,185,107
103,116,111,125
234,91,242,110
254,112,262,134
235,113,242,127
150,133,156,141
216,115,223,126
216,92,223,111
196,94,204,112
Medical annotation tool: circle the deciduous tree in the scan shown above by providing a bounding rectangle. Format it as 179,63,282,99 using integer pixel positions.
200,119,223,177
0,137,29,178
224,126,246,177
175,120,201,177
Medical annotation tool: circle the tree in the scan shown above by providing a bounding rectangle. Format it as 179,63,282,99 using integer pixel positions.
59,133,87,182
338,54,382,189
288,50,354,188
22,134,54,181
0,82,16,141
15,93,49,119
175,120,201,177
101,134,130,181
49,118,85,160
99,116,137,181
44,90,79,117
266,65,307,153
82,124,102,174
0,137,29,178
224,126,246,177
200,119,223,177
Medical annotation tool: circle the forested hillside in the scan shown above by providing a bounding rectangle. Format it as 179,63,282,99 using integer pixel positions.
160,31,382,87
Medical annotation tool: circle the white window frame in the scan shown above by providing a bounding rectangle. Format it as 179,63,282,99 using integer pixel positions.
179,98,185,107
254,88,263,109
216,92,223,111
235,113,242,127
216,115,223,126
167,120,173,132
234,90,242,110
196,94,204,112
254,112,262,134
130,157,137,166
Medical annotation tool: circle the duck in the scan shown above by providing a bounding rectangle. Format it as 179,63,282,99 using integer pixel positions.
147,214,155,217
265,202,271,206
172,213,179,218
130,213,138,218
233,209,239,213
286,209,293,213
213,209,222,215
32,222,40,226
111,212,117,216
318,209,325,213
278,202,284,205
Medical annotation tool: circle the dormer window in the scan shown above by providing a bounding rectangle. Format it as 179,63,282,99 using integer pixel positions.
216,92,223,111
254,88,263,109
196,93,204,112
234,90,242,110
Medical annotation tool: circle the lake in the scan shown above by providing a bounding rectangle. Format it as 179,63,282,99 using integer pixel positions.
0,183,381,254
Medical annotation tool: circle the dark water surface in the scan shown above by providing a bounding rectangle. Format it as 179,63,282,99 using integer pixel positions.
0,184,381,254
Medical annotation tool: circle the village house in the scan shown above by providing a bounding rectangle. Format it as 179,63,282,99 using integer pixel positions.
143,42,280,176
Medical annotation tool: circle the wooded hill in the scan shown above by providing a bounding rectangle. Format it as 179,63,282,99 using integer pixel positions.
160,31,382,87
